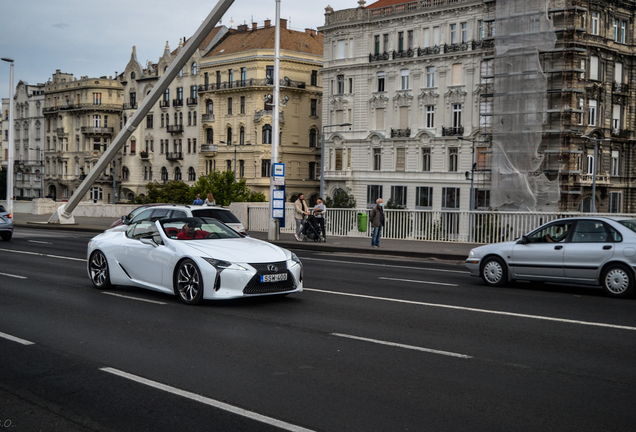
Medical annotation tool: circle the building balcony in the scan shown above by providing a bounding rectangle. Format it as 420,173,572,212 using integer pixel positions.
55,127,65,135
391,128,411,138
202,113,215,123
198,78,306,93
444,43,469,53
578,173,610,185
324,169,352,180
81,126,114,135
166,152,183,161
611,128,631,139
442,126,464,136
173,99,184,107
167,125,184,134
159,100,170,108
123,102,137,110
140,151,149,160
186,97,198,106
254,109,284,123
612,82,629,94
200,143,218,153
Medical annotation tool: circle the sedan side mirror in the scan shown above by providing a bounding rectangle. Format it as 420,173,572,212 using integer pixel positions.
140,235,158,247
517,235,528,245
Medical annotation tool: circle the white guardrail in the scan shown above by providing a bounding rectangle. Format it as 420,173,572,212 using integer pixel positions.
247,205,636,244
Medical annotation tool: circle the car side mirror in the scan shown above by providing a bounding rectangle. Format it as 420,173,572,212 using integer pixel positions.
518,235,528,245
140,235,158,246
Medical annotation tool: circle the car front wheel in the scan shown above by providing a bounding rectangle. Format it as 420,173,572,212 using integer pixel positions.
602,264,634,298
1,233,11,241
89,250,111,289
175,259,204,305
481,256,507,287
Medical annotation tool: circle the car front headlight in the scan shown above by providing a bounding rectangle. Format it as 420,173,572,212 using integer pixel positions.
469,249,475,258
202,257,248,271
289,252,302,268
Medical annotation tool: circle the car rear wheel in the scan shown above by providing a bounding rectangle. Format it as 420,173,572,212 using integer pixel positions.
602,264,634,298
1,233,11,241
175,259,204,305
89,251,111,289
481,256,507,287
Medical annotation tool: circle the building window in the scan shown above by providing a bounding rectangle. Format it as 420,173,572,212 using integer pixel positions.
611,150,619,176
452,104,462,128
614,19,619,41
450,24,457,44
238,160,244,178
348,77,353,94
426,66,435,88
426,105,435,128
240,96,245,114
390,186,407,207
226,160,232,171
400,69,409,90
90,187,103,201
590,56,599,80
309,129,317,147
587,154,595,175
193,111,197,126
448,147,458,172
188,112,192,126
398,31,404,52
367,185,383,207
227,127,232,144
475,189,491,209
609,192,622,213
422,147,431,171
310,99,317,116
373,148,381,170
337,39,346,59
337,75,345,94
262,125,272,144
261,159,271,177
174,167,182,181
93,93,101,105
442,187,460,209
407,30,414,50
591,12,599,35
227,97,232,115
415,186,432,209
311,70,318,86
396,148,405,172
161,167,168,181
377,72,385,92
239,126,245,145
93,115,101,127
206,128,214,144
374,35,380,54
335,149,343,170
588,99,597,126
613,104,621,132
146,115,153,129
461,22,467,43
621,21,627,43
308,162,316,180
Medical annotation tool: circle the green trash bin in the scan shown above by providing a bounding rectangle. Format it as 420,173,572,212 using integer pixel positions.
357,212,368,232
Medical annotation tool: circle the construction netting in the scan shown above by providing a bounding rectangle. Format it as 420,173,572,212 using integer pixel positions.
491,0,561,211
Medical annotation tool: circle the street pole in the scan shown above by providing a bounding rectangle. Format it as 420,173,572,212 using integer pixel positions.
268,0,281,241
2,58,14,214
40,149,44,198
581,135,610,213
320,122,352,199
234,143,237,181
112,156,116,204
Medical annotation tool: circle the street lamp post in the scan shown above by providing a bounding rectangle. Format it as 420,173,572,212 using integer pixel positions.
457,136,489,211
581,134,611,213
2,58,14,214
320,122,352,199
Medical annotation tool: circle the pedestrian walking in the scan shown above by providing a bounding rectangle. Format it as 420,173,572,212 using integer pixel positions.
193,194,204,205
294,193,310,241
313,197,327,242
204,192,216,206
369,198,384,248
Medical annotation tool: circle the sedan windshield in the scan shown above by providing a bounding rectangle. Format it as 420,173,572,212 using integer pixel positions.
160,217,241,240
618,219,636,234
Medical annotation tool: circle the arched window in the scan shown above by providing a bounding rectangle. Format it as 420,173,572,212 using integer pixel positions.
309,128,317,147
131,71,136,80
161,167,168,181
227,127,232,144
206,100,213,114
191,63,198,75
262,125,272,144
206,128,214,144
188,167,196,181
240,126,245,145
174,113,178,125
174,167,182,180
122,166,129,180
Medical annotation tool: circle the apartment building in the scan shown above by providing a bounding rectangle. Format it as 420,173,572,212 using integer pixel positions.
198,19,324,202
43,70,123,202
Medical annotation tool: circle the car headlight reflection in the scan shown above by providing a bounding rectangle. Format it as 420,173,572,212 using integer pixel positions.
202,257,248,271
289,252,302,268
469,250,475,258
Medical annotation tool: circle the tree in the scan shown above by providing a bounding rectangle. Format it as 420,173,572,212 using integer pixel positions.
137,180,191,204
189,170,265,206
325,189,357,208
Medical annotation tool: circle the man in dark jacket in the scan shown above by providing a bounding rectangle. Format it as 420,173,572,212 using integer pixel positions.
369,198,384,248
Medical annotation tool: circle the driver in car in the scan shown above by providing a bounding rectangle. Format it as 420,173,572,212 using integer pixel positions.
177,222,210,240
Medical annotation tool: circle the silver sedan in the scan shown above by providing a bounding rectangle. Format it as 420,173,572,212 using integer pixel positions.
466,217,636,298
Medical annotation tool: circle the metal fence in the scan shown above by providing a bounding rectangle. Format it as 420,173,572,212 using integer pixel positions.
247,206,635,244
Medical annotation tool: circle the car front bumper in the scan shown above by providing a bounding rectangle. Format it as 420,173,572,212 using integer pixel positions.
465,259,481,277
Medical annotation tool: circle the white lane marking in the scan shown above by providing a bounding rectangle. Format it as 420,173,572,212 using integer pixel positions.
0,272,27,279
102,292,167,305
0,331,34,345
332,333,471,359
305,288,636,331
101,367,315,432
379,277,458,287
0,248,85,262
299,256,468,274
28,240,53,245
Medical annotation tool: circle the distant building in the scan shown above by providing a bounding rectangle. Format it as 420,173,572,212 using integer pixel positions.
43,70,123,202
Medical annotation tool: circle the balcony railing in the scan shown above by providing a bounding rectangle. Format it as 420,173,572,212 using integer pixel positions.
81,126,114,135
123,102,137,110
254,109,285,123
202,113,215,122
159,100,170,108
370,41,481,63
391,128,411,138
187,97,198,106
167,125,184,134
140,151,149,159
43,103,122,113
198,77,306,93
442,126,464,136
578,173,610,185
173,99,184,107
200,144,219,153
55,127,65,135
612,82,629,94
166,152,183,161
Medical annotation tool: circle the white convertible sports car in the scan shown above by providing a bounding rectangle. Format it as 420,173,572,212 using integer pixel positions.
87,217,303,304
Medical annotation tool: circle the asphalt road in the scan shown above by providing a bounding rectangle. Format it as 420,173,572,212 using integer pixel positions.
0,228,635,431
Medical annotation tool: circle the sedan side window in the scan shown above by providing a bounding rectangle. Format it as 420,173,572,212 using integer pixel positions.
571,221,610,243
150,208,170,221
169,210,188,218
527,221,573,243
131,208,153,224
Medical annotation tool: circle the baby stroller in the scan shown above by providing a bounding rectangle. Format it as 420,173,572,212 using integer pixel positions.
302,214,322,242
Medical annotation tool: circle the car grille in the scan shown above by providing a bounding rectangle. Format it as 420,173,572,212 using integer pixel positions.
243,261,296,294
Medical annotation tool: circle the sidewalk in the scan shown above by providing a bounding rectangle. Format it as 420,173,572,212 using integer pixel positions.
12,213,477,261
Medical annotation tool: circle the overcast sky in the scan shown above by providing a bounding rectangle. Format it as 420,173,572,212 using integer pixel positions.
0,0,348,101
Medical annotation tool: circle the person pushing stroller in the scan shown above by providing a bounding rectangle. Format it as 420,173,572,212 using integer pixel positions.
312,197,326,242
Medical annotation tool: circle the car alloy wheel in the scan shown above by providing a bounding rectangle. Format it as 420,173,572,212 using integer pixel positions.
481,257,507,287
89,251,111,289
175,259,204,305
602,265,634,298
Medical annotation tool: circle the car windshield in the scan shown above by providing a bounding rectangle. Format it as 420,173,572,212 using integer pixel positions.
129,205,151,219
160,217,241,240
191,208,240,223
618,219,636,233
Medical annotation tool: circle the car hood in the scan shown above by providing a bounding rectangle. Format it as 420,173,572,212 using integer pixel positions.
471,240,517,256
171,237,288,263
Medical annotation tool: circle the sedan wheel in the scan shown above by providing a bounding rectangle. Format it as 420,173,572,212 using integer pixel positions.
175,259,204,305
481,256,507,287
602,265,634,298
89,251,111,289
1,233,11,241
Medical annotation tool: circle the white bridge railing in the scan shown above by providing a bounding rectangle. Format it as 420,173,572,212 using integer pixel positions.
247,205,635,244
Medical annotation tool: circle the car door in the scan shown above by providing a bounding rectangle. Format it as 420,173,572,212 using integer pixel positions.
510,220,574,279
563,220,616,281
119,222,166,286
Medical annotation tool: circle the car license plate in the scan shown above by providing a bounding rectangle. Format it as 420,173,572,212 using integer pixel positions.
261,273,287,283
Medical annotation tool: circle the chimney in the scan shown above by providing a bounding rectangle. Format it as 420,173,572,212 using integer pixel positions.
305,28,315,36
252,22,258,30
238,24,248,31
264,19,271,28
280,18,287,29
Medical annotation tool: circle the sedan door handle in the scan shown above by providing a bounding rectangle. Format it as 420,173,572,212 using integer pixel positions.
554,245,563,250
603,245,612,250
